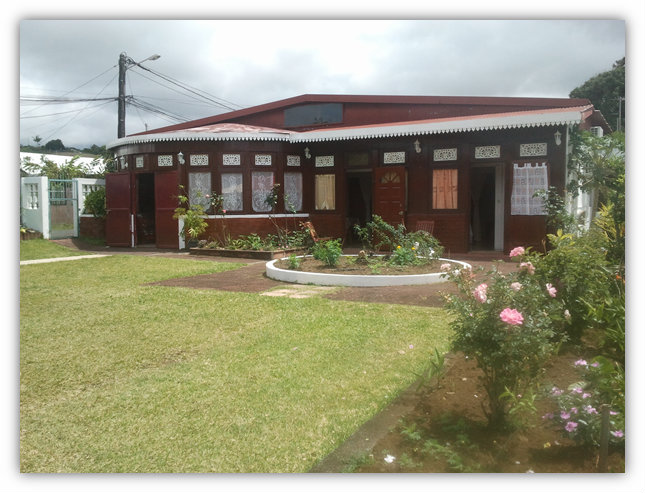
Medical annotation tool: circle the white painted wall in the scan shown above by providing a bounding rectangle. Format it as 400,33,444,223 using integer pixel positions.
21,176,50,239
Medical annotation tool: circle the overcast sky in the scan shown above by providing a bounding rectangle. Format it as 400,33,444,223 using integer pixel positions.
18,17,628,150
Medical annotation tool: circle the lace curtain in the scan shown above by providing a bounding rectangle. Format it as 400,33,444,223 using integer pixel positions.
221,173,243,211
189,172,211,211
284,172,303,211
252,172,274,212
511,162,548,215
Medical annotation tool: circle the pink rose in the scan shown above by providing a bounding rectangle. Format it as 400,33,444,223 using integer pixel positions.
510,282,522,292
546,283,557,298
519,261,535,275
499,308,524,325
473,283,488,303
509,246,525,258
440,263,452,272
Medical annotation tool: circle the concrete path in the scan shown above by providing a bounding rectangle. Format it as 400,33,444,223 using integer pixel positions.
20,254,111,266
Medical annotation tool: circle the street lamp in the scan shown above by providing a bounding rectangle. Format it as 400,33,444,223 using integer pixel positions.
117,52,161,138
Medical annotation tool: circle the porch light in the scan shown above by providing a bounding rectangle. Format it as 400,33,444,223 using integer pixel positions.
304,147,311,159
554,130,562,146
414,139,421,153
177,151,185,164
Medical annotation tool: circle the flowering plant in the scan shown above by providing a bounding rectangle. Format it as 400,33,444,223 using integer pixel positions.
443,251,567,428
542,356,625,448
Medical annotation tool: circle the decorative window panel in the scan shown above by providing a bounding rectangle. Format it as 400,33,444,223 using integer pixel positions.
190,154,209,166
135,156,144,168
433,148,458,162
315,155,334,167
475,145,501,159
432,169,458,209
287,155,301,167
26,183,39,209
82,184,102,198
346,151,369,168
223,154,241,166
511,162,548,215
284,172,303,211
120,156,128,169
519,143,548,157
251,171,274,212
189,172,212,211
158,155,173,167
221,174,243,211
383,151,406,164
315,174,336,210
254,154,272,166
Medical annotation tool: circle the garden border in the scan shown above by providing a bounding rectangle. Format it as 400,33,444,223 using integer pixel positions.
265,256,472,287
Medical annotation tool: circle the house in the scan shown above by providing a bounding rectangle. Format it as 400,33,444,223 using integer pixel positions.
104,94,610,253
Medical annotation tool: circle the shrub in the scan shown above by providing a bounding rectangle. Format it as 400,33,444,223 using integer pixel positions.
83,187,106,218
443,260,566,428
312,239,343,267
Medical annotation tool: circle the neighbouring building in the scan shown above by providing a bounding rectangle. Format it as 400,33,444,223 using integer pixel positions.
105,94,610,253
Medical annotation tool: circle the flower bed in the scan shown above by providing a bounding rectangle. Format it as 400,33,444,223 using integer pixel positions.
189,247,306,260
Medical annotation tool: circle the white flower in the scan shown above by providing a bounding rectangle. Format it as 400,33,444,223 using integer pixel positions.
384,454,396,463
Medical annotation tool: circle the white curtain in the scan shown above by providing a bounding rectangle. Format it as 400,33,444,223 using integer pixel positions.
315,174,335,210
252,172,274,212
221,173,243,211
511,162,548,215
284,172,303,211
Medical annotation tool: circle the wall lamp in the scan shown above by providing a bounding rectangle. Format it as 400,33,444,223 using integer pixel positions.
177,151,185,165
554,130,562,146
304,147,311,159
414,139,422,153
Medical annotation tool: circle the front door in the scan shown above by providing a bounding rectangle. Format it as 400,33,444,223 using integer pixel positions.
106,173,132,247
470,165,504,251
373,166,406,226
154,171,179,249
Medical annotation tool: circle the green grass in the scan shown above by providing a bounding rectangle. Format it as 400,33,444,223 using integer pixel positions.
20,255,452,473
20,239,91,261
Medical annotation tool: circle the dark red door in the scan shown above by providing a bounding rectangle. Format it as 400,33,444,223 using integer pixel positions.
154,171,179,249
373,166,407,226
106,173,132,247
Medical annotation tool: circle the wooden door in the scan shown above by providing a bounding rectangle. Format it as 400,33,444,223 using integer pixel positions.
154,171,179,249
105,173,132,247
373,166,406,225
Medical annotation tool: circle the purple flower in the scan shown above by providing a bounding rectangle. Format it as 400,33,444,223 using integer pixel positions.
560,411,571,420
565,422,578,432
551,387,563,396
610,410,619,416
574,359,587,367
570,407,578,414
590,362,600,368
610,430,624,438
584,405,598,414
582,392,592,399
571,387,583,394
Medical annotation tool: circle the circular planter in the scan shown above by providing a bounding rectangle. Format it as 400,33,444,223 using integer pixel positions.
265,256,471,287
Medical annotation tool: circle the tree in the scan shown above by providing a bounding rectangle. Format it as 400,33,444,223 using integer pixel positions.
21,155,90,179
44,139,66,152
570,58,625,131
32,135,42,147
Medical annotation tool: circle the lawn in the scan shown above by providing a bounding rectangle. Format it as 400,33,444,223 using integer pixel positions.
20,239,94,261
19,254,452,473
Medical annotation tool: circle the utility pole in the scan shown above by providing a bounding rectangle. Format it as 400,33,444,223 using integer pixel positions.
117,52,160,139
118,53,127,138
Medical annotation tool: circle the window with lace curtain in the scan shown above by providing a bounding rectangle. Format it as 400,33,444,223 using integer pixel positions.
221,173,243,211
315,174,335,210
284,172,303,211
252,172,274,212
511,162,548,215
432,169,458,209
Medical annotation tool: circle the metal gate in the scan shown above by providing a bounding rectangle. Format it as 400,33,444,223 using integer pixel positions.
49,179,78,239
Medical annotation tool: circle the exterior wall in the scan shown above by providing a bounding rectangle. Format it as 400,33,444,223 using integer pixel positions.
110,120,570,253
79,216,106,239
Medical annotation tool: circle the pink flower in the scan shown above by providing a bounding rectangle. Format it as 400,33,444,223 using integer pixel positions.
610,430,624,438
590,362,600,367
510,282,522,292
499,308,524,325
584,405,598,414
574,359,588,367
509,246,525,258
582,392,592,399
519,261,535,275
546,283,557,298
560,411,571,420
440,263,452,272
473,283,488,303
570,407,578,414
551,387,563,396
565,421,578,432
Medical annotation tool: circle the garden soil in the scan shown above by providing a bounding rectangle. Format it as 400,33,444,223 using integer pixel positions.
50,239,625,473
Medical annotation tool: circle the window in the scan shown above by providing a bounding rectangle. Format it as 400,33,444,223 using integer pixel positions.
252,172,274,212
26,183,39,209
284,172,303,211
189,172,212,211
315,174,335,210
284,103,342,127
221,174,243,211
432,169,458,209
511,162,548,215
